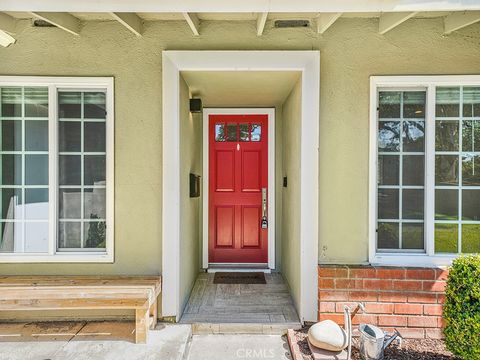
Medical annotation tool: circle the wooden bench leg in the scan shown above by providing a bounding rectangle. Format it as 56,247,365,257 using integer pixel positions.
135,308,149,344
149,300,158,330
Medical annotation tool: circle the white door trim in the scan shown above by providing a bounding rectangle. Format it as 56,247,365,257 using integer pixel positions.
202,108,276,270
162,51,320,323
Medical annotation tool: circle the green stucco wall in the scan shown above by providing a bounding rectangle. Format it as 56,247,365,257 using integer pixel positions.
0,17,478,278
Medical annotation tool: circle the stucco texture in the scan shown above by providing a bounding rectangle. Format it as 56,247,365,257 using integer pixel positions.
0,17,479,277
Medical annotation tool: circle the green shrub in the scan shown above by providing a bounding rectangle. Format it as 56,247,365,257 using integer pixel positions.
443,255,480,359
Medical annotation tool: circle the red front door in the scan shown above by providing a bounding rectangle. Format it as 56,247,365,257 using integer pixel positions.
209,114,268,264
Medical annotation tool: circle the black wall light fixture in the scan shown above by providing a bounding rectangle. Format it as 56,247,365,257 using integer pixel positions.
190,98,203,113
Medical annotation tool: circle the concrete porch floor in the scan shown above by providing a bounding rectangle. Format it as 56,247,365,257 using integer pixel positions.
179,272,301,328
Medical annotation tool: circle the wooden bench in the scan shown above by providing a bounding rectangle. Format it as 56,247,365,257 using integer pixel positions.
0,276,161,344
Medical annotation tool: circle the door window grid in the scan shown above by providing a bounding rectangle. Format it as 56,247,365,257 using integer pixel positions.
0,87,49,253
434,86,480,254
58,91,106,251
377,91,426,252
215,123,262,142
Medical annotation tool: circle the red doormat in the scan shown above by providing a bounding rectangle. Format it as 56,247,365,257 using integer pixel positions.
213,272,266,284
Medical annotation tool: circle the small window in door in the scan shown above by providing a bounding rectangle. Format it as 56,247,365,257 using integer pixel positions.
239,124,249,142
251,124,261,142
226,123,237,141
215,124,225,142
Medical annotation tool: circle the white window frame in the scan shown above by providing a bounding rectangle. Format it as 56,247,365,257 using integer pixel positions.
0,76,114,263
370,75,480,267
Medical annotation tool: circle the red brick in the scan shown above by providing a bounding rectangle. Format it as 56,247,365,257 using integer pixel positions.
405,268,436,280
378,315,407,327
376,268,406,279
423,281,446,292
393,280,421,291
424,304,443,316
394,303,423,315
319,266,348,278
335,279,363,290
349,291,377,302
319,301,336,313
349,267,376,279
435,268,449,281
335,302,361,313
318,313,344,325
426,329,445,339
363,279,393,291
437,294,446,304
408,316,439,328
319,278,335,289
397,328,425,339
319,291,348,301
378,292,407,303
407,293,437,304
438,317,446,328
351,314,378,325
365,303,394,314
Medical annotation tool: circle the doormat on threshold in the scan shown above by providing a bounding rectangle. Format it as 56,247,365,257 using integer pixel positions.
213,272,266,284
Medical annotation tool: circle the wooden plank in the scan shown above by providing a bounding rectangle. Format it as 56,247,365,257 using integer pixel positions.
149,300,158,329
135,308,149,344
0,276,161,288
0,288,153,300
0,298,149,311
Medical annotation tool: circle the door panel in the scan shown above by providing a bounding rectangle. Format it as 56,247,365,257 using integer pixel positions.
209,114,268,264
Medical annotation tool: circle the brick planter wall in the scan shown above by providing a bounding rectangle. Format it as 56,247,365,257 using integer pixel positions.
318,265,449,339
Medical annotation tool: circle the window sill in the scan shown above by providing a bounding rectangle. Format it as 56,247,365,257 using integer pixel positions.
0,252,114,263
371,253,455,268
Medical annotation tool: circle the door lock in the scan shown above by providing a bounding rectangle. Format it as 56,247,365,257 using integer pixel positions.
261,187,268,229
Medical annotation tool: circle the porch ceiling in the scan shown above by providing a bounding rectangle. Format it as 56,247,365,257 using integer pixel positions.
0,3,479,47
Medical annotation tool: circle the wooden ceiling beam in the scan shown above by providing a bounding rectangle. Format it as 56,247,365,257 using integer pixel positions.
256,12,268,36
316,12,342,34
379,12,417,34
444,11,480,34
29,12,80,35
110,12,143,36
182,12,200,36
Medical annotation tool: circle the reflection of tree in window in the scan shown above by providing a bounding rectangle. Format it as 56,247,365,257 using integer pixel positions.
86,215,106,248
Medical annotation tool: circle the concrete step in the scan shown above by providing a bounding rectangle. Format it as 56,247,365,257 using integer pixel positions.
190,322,302,335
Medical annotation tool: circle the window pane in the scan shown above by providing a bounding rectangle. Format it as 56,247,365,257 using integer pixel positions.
435,155,459,186
462,225,480,254
462,155,480,186
25,188,48,220
2,120,22,151
84,122,106,152
402,189,424,220
403,155,424,186
59,155,81,185
435,224,458,253
462,121,480,152
59,188,81,219
84,221,106,249
226,123,237,141
402,223,424,250
378,189,399,219
58,222,81,249
239,124,249,142
378,121,400,152
436,87,460,117
59,92,81,118
435,121,459,151
1,87,22,117
378,222,399,249
215,124,225,142
1,188,22,220
1,154,22,185
378,155,399,185
379,92,400,118
25,87,48,118
462,190,480,221
251,124,261,142
403,121,424,152
435,189,458,220
25,154,48,185
59,121,81,152
25,222,48,252
0,222,22,252
463,87,480,117
84,92,106,119
84,188,106,219
84,155,106,186
25,120,48,151
403,91,425,118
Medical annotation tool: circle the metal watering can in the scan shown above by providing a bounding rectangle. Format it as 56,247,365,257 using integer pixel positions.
358,324,402,360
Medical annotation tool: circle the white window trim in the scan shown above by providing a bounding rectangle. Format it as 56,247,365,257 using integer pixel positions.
0,76,114,263
369,75,480,267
